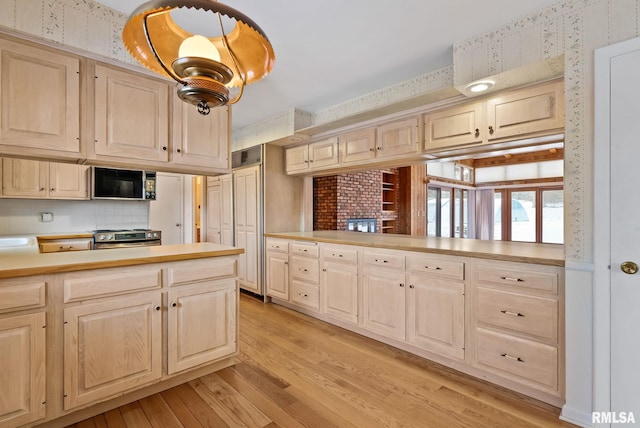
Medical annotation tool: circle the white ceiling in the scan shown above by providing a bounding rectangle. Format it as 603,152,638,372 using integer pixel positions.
95,0,560,131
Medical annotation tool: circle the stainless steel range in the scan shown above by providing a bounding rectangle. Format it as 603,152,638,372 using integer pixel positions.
93,229,161,249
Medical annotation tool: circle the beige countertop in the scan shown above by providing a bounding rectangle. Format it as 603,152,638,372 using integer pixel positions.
0,243,244,279
264,231,565,266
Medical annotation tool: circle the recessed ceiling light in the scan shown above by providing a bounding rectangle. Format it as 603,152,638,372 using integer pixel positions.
466,80,495,93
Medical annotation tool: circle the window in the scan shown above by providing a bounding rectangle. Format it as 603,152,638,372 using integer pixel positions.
428,186,473,238
494,187,563,243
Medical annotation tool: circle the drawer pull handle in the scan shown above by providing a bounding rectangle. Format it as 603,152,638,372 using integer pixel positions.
375,259,389,263
300,249,308,252
500,276,524,282
424,265,442,270
332,253,343,258
299,268,308,272
500,310,525,317
59,245,73,250
500,353,524,363
298,292,308,297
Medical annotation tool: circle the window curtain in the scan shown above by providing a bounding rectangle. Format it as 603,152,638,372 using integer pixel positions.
475,189,494,240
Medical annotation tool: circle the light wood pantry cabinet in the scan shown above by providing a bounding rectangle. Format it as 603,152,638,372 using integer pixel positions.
92,63,170,163
1,158,89,199
166,258,237,375
234,166,262,294
0,37,81,161
0,277,46,428
285,137,339,173
206,174,233,245
172,100,230,170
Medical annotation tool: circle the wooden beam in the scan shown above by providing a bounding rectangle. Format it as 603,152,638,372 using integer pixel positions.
473,148,564,168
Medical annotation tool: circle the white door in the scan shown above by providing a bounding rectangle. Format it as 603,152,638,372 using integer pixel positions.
149,173,183,245
595,37,640,422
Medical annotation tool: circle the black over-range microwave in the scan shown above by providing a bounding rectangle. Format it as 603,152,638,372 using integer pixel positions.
91,167,157,200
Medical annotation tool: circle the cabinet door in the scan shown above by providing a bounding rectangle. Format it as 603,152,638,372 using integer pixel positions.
285,145,309,172
172,101,229,169
49,163,88,199
1,158,47,198
63,293,162,410
486,80,564,142
220,174,234,246
424,102,483,151
407,275,465,360
94,64,169,162
309,137,339,169
167,280,237,374
266,252,289,300
339,127,376,164
233,167,260,293
0,312,45,428
322,260,358,325
206,179,222,244
376,117,419,158
0,39,80,159
362,268,406,340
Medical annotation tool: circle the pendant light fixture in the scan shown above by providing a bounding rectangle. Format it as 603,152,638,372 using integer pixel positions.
122,0,275,115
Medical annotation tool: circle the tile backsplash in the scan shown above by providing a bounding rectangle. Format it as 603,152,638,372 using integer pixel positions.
0,199,149,235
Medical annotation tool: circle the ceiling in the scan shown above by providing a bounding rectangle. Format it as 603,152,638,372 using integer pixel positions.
95,0,560,131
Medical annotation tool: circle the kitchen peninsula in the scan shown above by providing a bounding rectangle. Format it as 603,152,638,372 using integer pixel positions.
264,231,565,406
0,243,242,428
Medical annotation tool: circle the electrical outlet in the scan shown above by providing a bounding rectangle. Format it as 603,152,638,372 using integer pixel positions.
39,212,53,222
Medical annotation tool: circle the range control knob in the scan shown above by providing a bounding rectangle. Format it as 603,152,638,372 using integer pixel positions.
153,232,158,238
98,234,105,241
147,232,152,238
107,234,113,240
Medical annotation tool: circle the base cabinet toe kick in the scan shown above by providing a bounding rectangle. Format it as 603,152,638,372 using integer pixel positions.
265,236,564,406
0,254,239,428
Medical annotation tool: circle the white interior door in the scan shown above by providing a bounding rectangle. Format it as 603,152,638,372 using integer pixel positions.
149,173,184,245
609,45,640,418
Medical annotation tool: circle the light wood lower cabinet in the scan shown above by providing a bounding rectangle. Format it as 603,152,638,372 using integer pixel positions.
167,279,236,375
0,312,46,428
63,292,163,410
265,237,564,405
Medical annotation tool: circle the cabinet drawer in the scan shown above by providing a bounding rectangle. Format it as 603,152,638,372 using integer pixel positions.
321,245,358,263
476,287,558,342
475,328,558,391
291,280,319,311
363,251,405,269
291,241,319,258
0,281,46,312
39,239,92,253
266,238,288,254
475,264,558,294
406,255,464,280
290,256,319,284
63,267,162,302
168,257,237,286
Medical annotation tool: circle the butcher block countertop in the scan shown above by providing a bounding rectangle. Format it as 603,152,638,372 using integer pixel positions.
264,231,564,266
0,243,244,279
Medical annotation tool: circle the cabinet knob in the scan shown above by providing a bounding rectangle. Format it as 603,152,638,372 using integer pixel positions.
377,146,382,150
171,302,177,307
399,283,405,287
50,188,55,191
162,146,167,151
155,306,161,311
474,128,480,138
176,149,181,153
40,188,45,191
369,148,374,152
309,159,314,162
322,268,327,272
409,284,415,289
488,125,494,135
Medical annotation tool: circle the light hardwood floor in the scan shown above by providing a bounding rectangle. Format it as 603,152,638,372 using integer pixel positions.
69,293,575,428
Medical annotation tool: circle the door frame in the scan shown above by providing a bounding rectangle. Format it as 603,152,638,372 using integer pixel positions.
593,35,640,422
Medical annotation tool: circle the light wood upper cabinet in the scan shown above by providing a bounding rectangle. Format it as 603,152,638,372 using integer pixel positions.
424,102,483,150
376,117,420,158
0,38,81,160
172,101,229,169
63,292,162,410
93,63,169,162
285,137,339,172
0,312,46,428
1,158,88,199
486,80,564,142
340,127,376,164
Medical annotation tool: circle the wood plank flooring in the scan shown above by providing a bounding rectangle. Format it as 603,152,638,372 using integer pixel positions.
69,293,575,428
